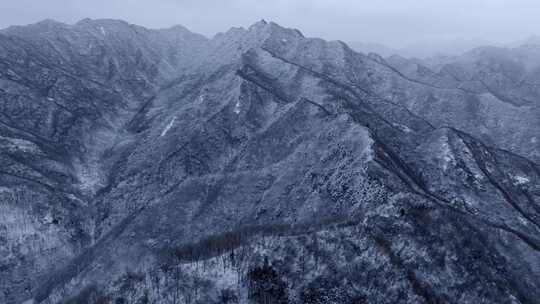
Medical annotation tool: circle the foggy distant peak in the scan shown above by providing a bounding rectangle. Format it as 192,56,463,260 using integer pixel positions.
349,38,495,59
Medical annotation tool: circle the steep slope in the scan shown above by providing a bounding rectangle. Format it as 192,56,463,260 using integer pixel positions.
1,20,539,304
385,45,540,163
0,18,207,303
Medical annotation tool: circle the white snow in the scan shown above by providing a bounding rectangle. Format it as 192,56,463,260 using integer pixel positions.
281,38,288,43
181,254,241,290
76,162,104,194
43,213,54,224
160,117,176,137
513,175,530,185
198,94,205,103
0,136,41,153
100,26,106,35
393,123,412,133
0,204,63,254
518,216,529,226
509,294,521,304
234,100,241,114
441,141,454,170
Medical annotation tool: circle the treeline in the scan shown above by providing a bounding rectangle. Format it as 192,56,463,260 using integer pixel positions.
171,215,358,264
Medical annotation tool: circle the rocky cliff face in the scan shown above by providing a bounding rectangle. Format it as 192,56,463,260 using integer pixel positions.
1,19,539,304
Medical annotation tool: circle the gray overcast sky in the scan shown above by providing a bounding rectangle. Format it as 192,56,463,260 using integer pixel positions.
1,0,539,47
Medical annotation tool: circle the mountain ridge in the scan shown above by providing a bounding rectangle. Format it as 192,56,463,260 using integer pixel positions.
0,18,539,304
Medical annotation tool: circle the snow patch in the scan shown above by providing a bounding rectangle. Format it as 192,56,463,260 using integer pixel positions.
160,117,176,137
76,162,104,194
518,216,529,226
393,123,412,133
0,186,11,193
43,213,54,224
440,140,455,171
512,175,530,185
100,26,106,36
234,100,241,114
182,255,240,290
0,136,41,153
509,294,521,304
0,204,63,254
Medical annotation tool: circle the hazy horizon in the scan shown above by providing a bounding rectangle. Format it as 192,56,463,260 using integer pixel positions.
2,0,540,49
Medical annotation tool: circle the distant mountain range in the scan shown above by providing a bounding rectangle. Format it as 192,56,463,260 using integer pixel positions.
350,36,540,59
349,38,491,58
1,19,539,304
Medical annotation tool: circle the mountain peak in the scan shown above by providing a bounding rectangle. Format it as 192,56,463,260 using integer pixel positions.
75,18,129,26
249,20,304,38
74,18,137,34
211,20,302,49
1,19,68,35
35,18,66,27
250,19,268,27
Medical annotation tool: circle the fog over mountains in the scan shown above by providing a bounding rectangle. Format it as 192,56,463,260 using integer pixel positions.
0,18,539,304
350,35,540,59
349,39,493,59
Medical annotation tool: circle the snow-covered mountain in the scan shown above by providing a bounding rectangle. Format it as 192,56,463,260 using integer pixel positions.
1,19,539,304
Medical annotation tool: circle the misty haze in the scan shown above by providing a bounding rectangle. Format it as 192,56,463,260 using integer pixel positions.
1,1,540,304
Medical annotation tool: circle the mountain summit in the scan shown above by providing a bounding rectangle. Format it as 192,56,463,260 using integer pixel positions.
0,19,539,304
